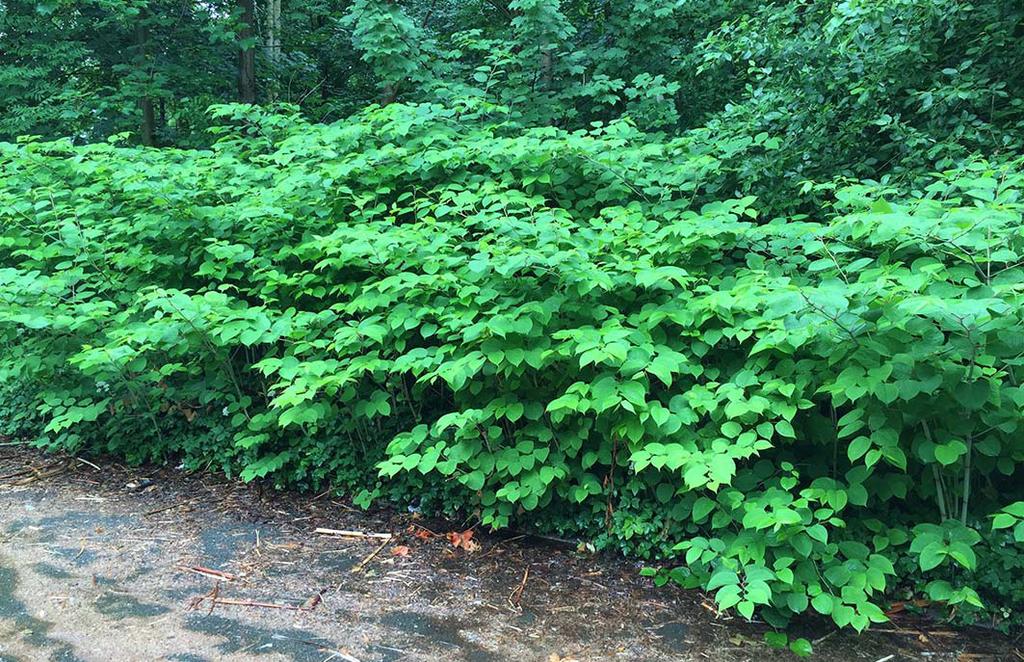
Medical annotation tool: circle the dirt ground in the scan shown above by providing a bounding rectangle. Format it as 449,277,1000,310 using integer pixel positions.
0,447,1018,662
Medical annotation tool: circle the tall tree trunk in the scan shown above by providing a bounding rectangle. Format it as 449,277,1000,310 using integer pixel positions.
265,0,281,101
140,96,156,146
135,21,155,146
237,0,257,103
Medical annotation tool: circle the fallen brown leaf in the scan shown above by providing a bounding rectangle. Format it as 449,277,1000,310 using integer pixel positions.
447,529,480,552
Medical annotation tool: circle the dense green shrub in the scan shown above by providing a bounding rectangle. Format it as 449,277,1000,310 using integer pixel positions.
2,104,1023,632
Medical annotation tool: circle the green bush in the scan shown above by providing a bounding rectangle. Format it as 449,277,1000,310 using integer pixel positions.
2,103,1023,632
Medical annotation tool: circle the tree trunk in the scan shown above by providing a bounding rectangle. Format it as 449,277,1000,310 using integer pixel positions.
140,96,156,146
135,21,155,146
265,0,281,101
237,0,257,103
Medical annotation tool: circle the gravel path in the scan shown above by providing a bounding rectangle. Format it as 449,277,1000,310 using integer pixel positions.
0,449,1014,661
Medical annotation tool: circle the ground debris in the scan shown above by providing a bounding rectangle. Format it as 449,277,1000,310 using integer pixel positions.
0,446,1015,662
175,565,238,582
314,527,392,540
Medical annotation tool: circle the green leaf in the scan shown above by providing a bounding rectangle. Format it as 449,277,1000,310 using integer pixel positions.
992,513,1016,530
721,421,742,438
789,638,813,657
716,584,742,610
775,420,795,438
811,593,833,615
692,496,716,522
918,542,947,571
954,381,989,410
847,436,871,461
934,440,967,466
460,470,485,491
707,568,739,591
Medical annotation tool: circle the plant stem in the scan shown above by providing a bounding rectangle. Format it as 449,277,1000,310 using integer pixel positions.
922,420,948,521
961,432,972,524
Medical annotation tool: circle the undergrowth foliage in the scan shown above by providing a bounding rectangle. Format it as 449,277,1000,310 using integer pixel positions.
2,104,1024,633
